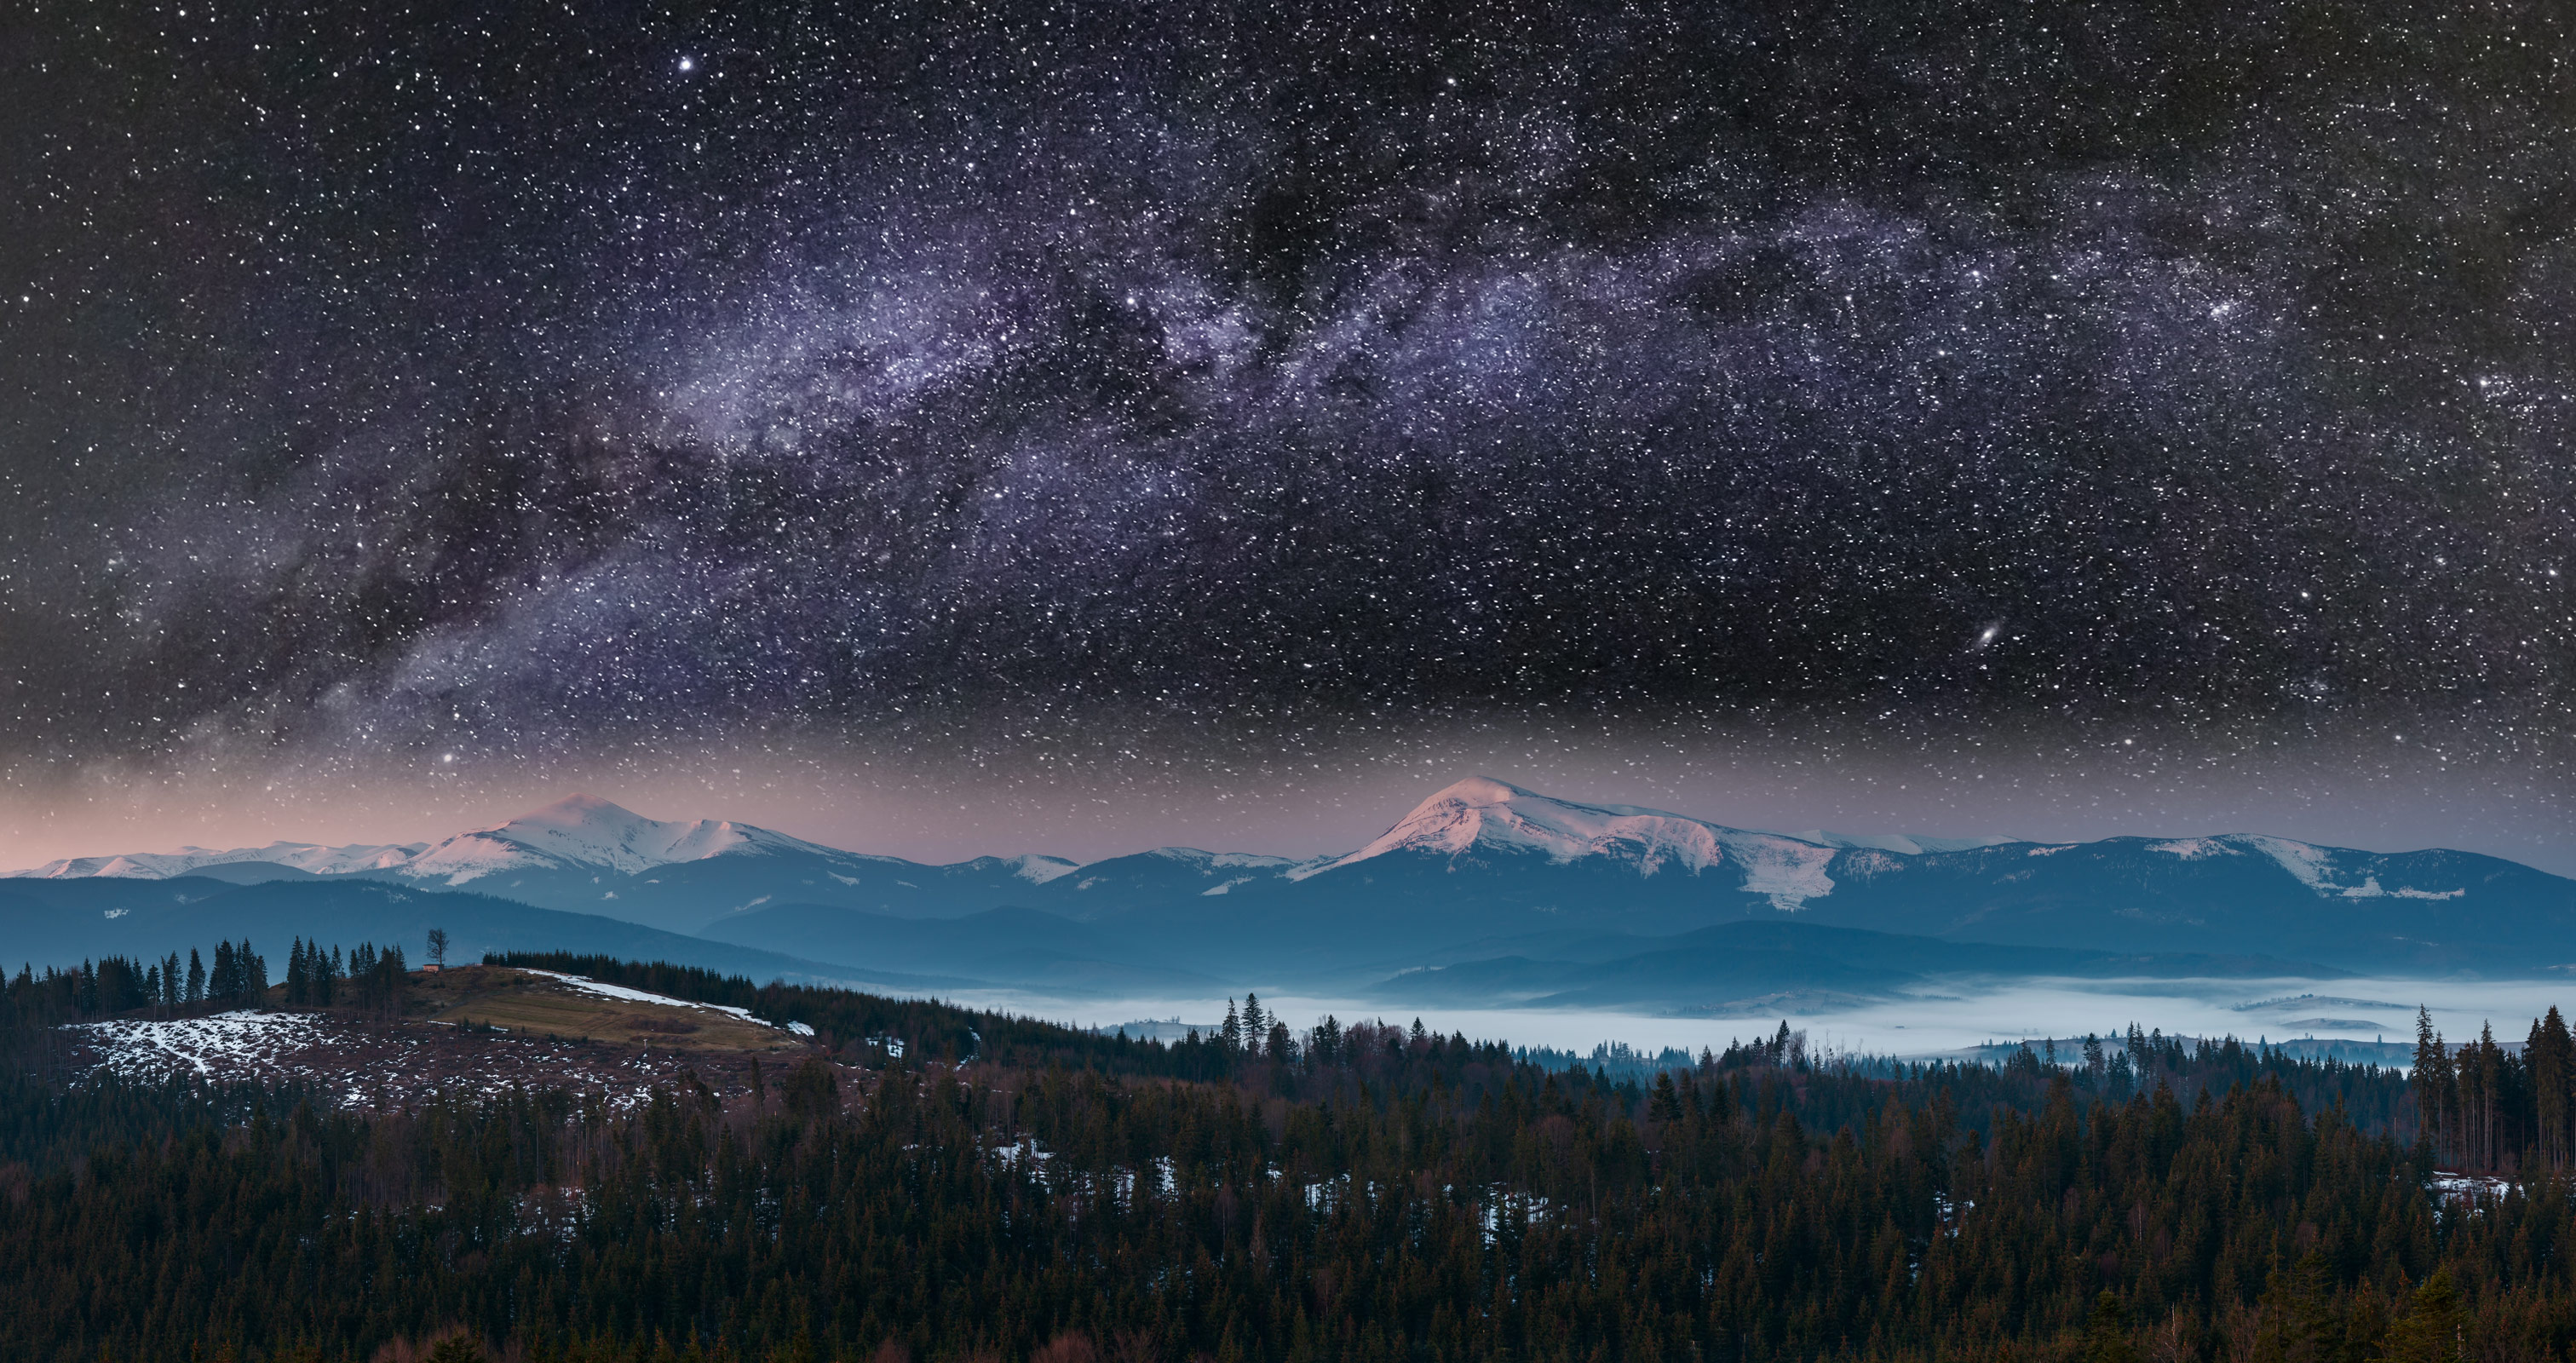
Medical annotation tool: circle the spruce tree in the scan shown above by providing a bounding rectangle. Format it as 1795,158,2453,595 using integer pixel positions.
2412,1008,2451,1163
2534,1007,2572,1168
2382,1269,2464,1363
2083,1291,2136,1363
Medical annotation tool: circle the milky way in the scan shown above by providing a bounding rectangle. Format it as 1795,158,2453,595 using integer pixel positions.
3,1,2569,857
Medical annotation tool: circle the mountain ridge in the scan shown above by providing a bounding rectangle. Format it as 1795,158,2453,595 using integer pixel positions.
10,778,2572,986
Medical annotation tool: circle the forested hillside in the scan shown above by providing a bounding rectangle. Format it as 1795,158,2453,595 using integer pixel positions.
4,954,2576,1362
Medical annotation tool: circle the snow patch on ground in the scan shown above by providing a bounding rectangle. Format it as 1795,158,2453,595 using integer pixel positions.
71,1011,325,1079
64,1009,785,1112
2432,1172,2515,1206
523,970,796,1032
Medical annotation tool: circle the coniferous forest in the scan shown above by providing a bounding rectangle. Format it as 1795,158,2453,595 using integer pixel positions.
5,953,2576,1361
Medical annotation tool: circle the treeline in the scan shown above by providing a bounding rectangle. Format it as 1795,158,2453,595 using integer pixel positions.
280,939,409,1015
3,938,417,1055
482,952,1375,1082
480,954,2429,1148
3,939,268,1025
20,951,2576,1360
0,945,2453,1152
1,1031,2569,1363
2412,1004,2576,1176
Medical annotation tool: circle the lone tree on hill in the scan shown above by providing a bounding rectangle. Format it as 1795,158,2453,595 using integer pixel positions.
426,928,450,970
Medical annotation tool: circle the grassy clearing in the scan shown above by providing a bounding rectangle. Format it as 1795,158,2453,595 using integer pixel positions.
408,965,802,1053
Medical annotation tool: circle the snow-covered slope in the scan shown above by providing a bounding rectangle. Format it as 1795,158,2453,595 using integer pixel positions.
6,795,871,888
975,854,1082,885
2148,834,2466,900
390,794,858,885
1147,848,1307,871
8,841,427,881
1301,776,1845,910
1777,830,2022,854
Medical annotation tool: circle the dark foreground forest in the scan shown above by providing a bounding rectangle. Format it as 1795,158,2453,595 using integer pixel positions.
5,952,2576,1363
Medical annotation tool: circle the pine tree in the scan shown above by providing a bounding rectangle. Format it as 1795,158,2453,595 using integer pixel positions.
186,948,204,1004
1221,1000,1241,1052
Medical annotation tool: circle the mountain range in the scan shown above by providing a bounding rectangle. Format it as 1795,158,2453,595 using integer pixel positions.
9,778,2573,1009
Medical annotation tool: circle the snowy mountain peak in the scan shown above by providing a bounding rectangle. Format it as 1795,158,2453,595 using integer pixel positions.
1325,778,1707,864
393,793,839,885
1003,854,1082,884
1302,777,1842,910
5,840,428,881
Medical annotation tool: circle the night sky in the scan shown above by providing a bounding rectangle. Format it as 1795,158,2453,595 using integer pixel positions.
3,0,2569,868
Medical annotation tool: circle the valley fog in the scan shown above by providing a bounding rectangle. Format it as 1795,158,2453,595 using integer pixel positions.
950,975,2576,1064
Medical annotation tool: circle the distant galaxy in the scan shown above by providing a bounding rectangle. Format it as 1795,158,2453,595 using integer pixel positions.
2,0,2568,866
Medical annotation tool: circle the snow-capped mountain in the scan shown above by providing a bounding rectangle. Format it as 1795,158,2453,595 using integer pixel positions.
2133,834,2468,901
389,794,850,886
9,840,428,881
3,796,845,887
0,795,1108,936
970,854,1084,886
1285,777,2490,917
10,777,2573,986
1774,830,2023,855
1297,777,1854,909
1024,776,2576,983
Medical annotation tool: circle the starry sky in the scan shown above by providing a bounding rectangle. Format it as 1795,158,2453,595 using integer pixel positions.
3,0,2570,870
